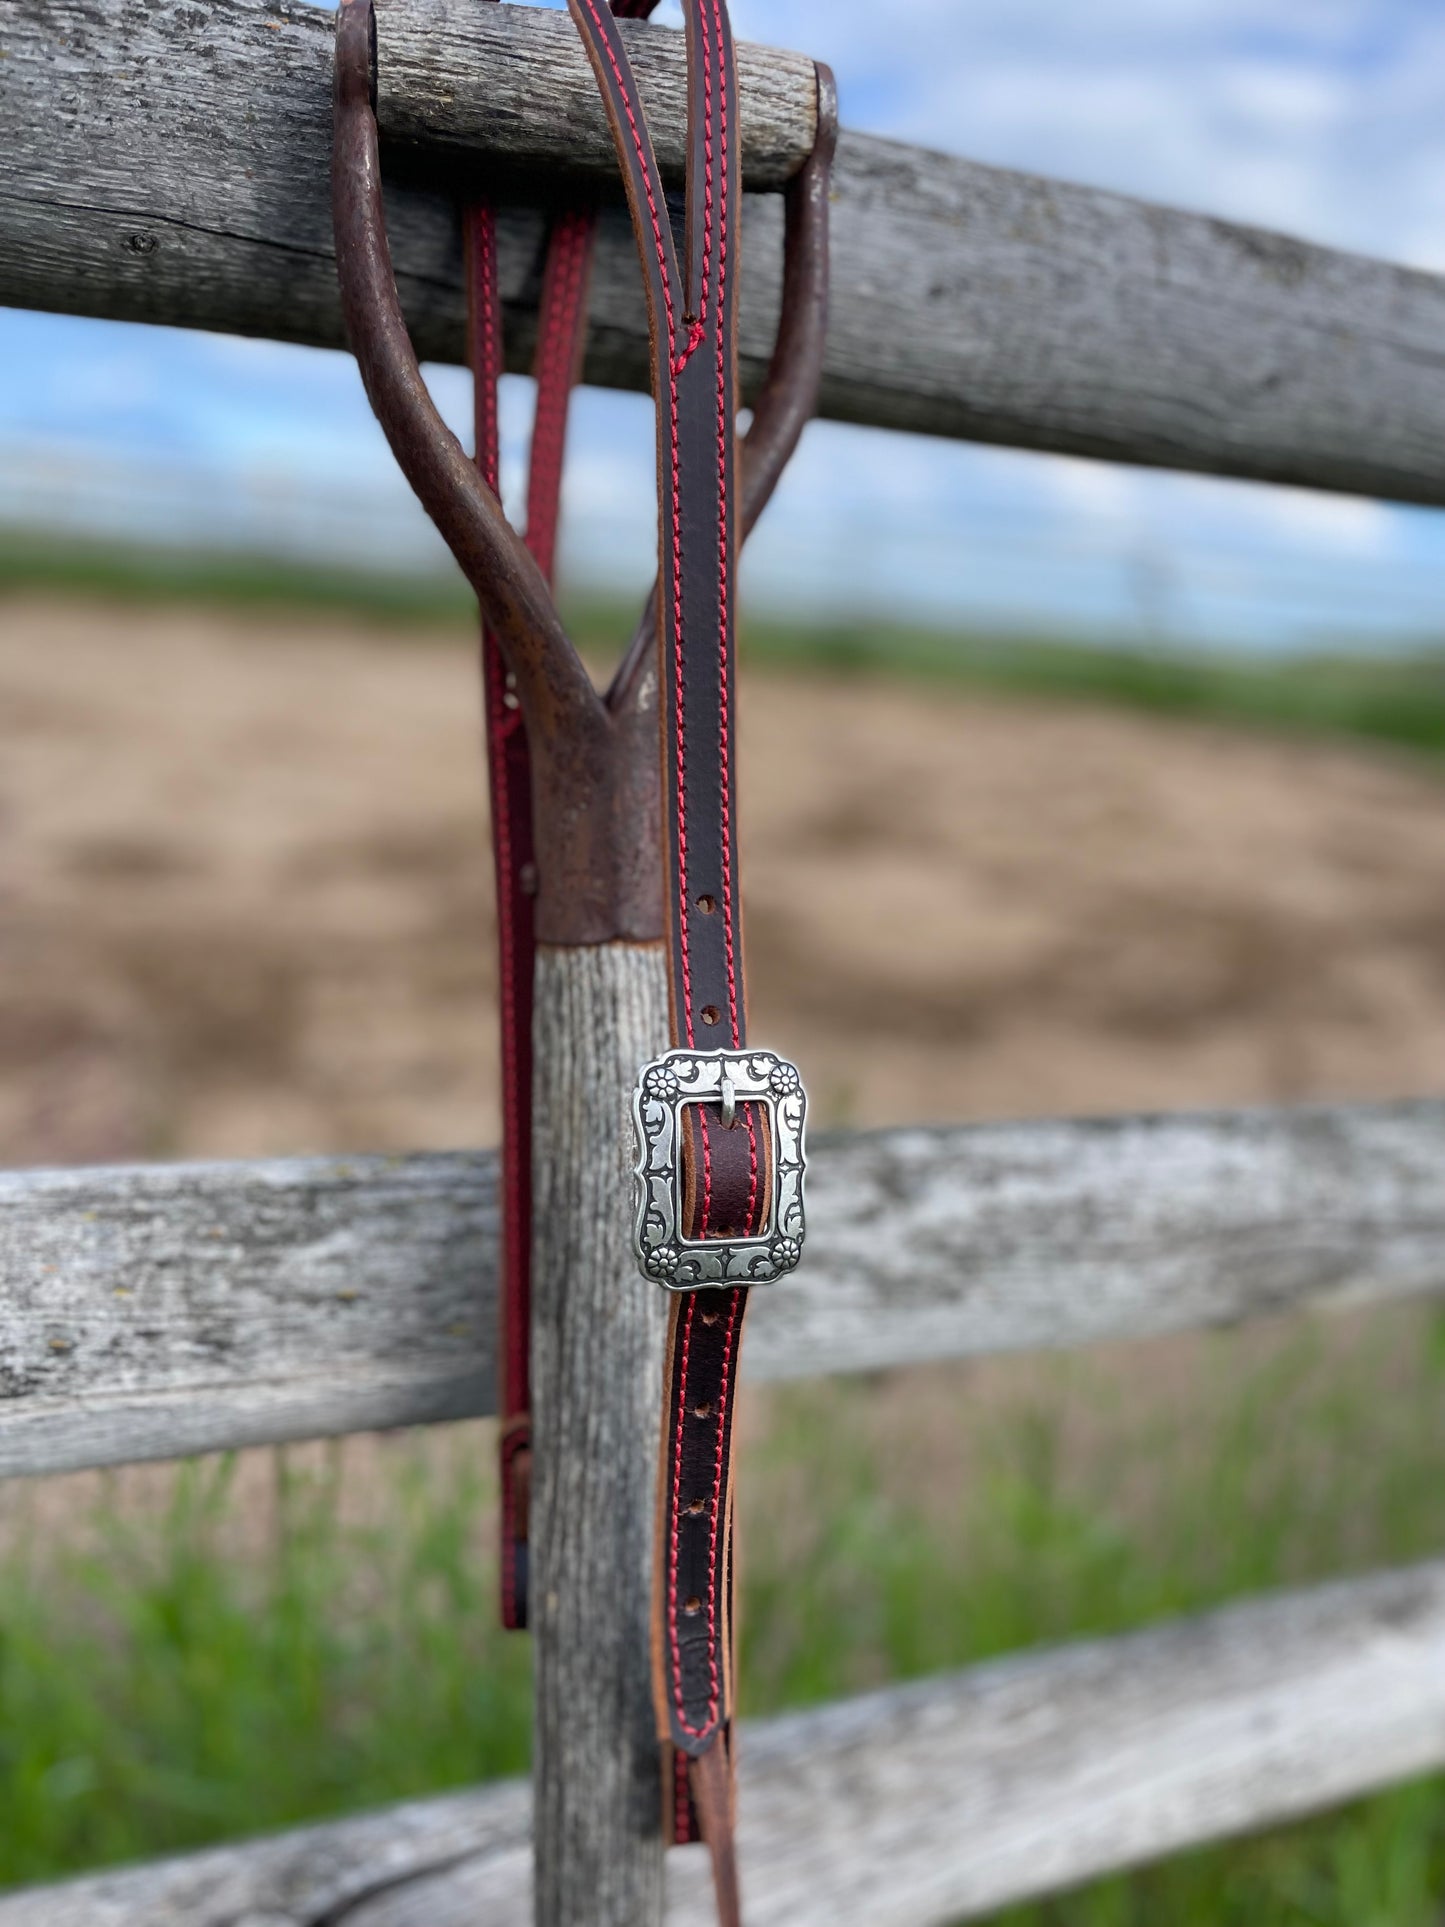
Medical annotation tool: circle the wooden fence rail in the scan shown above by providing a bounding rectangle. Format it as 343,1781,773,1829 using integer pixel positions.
7,1,1445,1916
1,1098,1442,1480
8,0,1445,501
5,1557,1444,1925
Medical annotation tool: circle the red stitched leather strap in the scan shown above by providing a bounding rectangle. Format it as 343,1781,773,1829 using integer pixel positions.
568,0,750,1907
468,0,830,1903
467,189,601,1633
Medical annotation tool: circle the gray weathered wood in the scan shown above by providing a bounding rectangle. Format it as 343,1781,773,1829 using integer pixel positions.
0,1151,498,1476
0,1782,534,1927
1,1100,1443,1480
529,941,670,1927
9,0,1445,499
10,1558,1445,1924
376,0,817,192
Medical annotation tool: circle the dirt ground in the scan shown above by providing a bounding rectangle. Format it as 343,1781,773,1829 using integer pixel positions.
4,593,1445,1175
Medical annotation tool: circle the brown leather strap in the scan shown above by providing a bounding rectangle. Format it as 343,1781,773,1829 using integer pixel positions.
690,1729,742,1923
567,7,835,1917
569,0,747,1766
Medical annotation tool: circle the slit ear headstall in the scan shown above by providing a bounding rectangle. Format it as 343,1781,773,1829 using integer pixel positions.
332,5,835,1917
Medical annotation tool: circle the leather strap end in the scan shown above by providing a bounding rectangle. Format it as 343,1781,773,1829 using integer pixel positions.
690,1729,743,1927
499,1416,532,1630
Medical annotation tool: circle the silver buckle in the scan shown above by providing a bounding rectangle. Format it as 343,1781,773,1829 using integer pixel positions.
630,1048,807,1291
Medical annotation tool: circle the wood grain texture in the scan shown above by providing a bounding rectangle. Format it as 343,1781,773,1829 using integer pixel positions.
0,1151,498,1476
9,1559,1445,1924
376,0,817,192
8,0,1445,498
0,1782,533,1927
529,942,670,1927
1,1100,1443,1479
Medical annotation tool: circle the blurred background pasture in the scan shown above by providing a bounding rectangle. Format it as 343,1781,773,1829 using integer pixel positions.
3,0,1445,1919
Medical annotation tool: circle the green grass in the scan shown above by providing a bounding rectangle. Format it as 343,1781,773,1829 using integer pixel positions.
0,1444,528,1883
2,1308,1443,1919
7,531,1445,761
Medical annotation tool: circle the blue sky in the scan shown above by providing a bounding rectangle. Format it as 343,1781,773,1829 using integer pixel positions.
5,0,1445,652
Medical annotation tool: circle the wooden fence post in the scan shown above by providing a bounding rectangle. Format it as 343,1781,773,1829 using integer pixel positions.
328,40,675,1916
530,941,671,1925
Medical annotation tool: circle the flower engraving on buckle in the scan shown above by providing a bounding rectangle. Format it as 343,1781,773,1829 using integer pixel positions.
630,1048,807,1291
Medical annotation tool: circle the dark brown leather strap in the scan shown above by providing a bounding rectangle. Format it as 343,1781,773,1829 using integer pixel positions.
568,5,834,1915
569,0,746,1730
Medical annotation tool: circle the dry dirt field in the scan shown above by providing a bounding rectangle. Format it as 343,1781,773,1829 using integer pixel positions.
1,587,1444,1921
3,593,1445,1176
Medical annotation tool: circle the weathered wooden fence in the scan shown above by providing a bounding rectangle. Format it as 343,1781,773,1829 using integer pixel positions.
4,2,1445,1921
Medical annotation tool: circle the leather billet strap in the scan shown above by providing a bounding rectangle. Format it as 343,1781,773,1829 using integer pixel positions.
569,2,833,1908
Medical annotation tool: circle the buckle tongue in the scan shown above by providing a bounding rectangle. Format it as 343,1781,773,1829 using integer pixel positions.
630,1048,807,1291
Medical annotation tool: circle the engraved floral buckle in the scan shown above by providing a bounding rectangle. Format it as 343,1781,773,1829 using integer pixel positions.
630,1048,807,1291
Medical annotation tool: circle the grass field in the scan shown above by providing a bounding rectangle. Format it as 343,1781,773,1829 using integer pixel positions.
739,610,1445,762
2,1312,1443,1920
3,545,1445,1918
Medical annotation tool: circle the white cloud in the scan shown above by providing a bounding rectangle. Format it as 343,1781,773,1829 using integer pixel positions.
728,0,1445,270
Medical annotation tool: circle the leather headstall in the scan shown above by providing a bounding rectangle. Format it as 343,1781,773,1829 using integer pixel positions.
331,3,835,1918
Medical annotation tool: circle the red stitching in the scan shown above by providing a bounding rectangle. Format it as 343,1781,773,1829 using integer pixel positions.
667,1287,738,1739
527,273,561,570
474,207,501,492
669,338,693,1040
528,211,591,581
744,1101,759,1234
583,0,743,1738
492,668,519,1290
661,380,691,1027
577,0,677,357
471,206,531,1435
577,0,717,1034
668,1,741,1741
530,222,570,538
706,0,741,1048
675,319,706,372
695,0,714,329
666,1297,695,1725
577,0,694,1032
550,222,587,484
699,1104,713,1232
699,1292,740,1722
